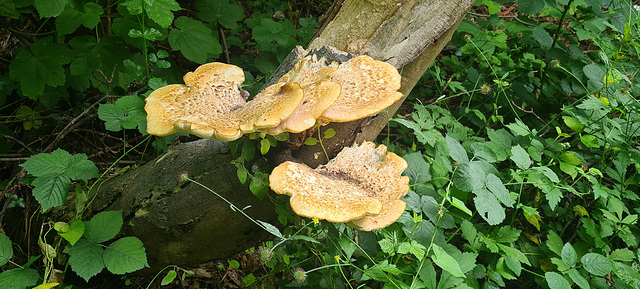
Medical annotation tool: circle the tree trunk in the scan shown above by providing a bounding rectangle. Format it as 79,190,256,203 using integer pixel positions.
86,0,474,270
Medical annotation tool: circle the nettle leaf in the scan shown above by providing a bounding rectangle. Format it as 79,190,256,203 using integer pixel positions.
510,145,531,170
0,268,39,289
545,272,571,289
63,239,105,282
431,244,465,278
9,37,71,99
84,211,123,243
34,0,67,17
56,3,104,35
473,188,505,225
196,0,244,29
446,134,469,164
104,237,149,274
0,233,12,266
144,0,181,28
169,16,222,63
581,253,612,276
98,95,146,132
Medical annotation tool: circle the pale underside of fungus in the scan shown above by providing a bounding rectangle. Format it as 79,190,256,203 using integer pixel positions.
144,53,403,141
269,142,410,231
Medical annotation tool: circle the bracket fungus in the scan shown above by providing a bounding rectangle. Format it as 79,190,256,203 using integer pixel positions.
145,53,403,141
269,142,410,231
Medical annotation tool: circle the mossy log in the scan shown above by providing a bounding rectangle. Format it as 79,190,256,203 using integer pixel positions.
85,0,475,270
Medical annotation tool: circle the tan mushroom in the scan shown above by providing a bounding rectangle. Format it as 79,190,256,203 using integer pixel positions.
320,55,403,122
269,141,409,231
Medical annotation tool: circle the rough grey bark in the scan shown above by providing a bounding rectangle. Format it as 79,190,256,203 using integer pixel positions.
85,0,475,270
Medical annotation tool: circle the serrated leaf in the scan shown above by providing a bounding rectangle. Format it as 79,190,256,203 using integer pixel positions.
34,0,67,17
196,0,244,29
0,0,19,18
494,226,521,243
403,152,431,184
486,173,513,207
21,149,71,177
0,268,39,289
446,134,469,164
453,161,487,192
65,153,99,180
610,248,635,262
104,237,148,274
392,118,434,146
533,166,559,183
0,233,12,267
567,269,590,289
63,239,105,282
473,188,505,225
545,272,571,289
161,270,177,285
69,35,130,78
397,241,426,261
510,145,531,170
561,243,577,267
169,16,221,63
546,230,563,255
32,174,72,211
497,244,530,265
532,26,553,49
431,244,465,278
9,37,71,98
98,95,146,132
581,253,612,276
55,3,104,35
144,0,181,28
460,219,477,243
57,219,85,246
84,211,123,243
583,63,605,84
504,256,521,277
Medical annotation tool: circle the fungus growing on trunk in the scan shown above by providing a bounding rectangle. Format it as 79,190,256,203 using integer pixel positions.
269,142,409,231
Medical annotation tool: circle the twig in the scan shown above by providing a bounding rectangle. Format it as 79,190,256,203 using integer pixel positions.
218,26,230,64
0,134,35,154
0,170,25,231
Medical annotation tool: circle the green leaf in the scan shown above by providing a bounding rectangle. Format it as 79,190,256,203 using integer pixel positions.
63,239,105,282
392,118,434,146
449,196,472,216
65,153,99,180
505,120,532,136
510,145,531,170
0,233,12,267
144,0,181,28
9,37,71,98
562,116,583,133
583,63,605,84
446,134,469,164
517,0,544,15
0,0,20,18
0,268,39,289
610,248,635,262
431,244,465,278
403,152,431,184
161,270,177,285
21,149,98,180
493,226,521,243
303,137,317,145
460,219,477,243
323,128,336,139
84,211,123,243
104,237,149,274
260,138,270,155
196,0,244,29
98,95,146,132
504,256,522,277
56,219,85,246
485,173,513,207
497,243,530,265
397,240,426,261
567,269,590,289
581,253,612,276
34,0,67,17
169,16,221,63
545,272,571,289
546,230,563,256
256,220,283,239
473,188,505,225
561,243,577,267
580,134,600,148
533,166,559,183
32,174,71,211
453,161,487,192
249,174,268,201
69,36,130,78
532,26,553,49
55,3,104,35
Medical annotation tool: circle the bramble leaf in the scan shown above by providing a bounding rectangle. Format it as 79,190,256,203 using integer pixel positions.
453,161,487,192
64,239,105,282
144,0,181,28
517,0,544,15
561,243,577,267
446,134,469,164
9,37,71,99
196,0,244,29
486,173,513,207
84,211,123,243
169,16,221,63
532,26,553,49
104,237,149,274
0,268,39,289
32,174,71,211
510,145,531,170
55,219,85,246
473,188,505,225
567,269,590,289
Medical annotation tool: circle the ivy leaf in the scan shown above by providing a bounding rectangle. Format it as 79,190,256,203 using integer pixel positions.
104,237,149,274
169,16,222,63
63,239,105,282
0,233,12,267
581,253,612,276
56,3,104,35
473,188,505,225
9,37,71,99
84,211,124,243
144,0,181,28
431,244,465,278
0,268,39,289
196,0,245,29
545,272,571,289
34,0,67,17
97,95,146,132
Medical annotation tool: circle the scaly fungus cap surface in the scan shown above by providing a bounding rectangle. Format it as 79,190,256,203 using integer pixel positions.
269,141,409,230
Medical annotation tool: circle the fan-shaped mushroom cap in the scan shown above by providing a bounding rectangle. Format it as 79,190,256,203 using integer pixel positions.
230,82,304,133
320,55,403,122
269,141,409,230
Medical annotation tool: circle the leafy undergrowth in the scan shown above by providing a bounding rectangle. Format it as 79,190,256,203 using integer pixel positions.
1,0,640,289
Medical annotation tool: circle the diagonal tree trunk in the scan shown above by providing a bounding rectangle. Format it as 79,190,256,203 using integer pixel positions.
85,0,474,270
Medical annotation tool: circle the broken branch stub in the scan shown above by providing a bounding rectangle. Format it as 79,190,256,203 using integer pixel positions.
269,141,409,231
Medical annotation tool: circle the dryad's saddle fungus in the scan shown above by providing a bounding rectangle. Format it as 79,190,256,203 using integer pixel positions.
269,141,410,231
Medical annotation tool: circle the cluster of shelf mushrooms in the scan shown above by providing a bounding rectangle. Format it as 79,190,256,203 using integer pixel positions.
145,54,410,230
